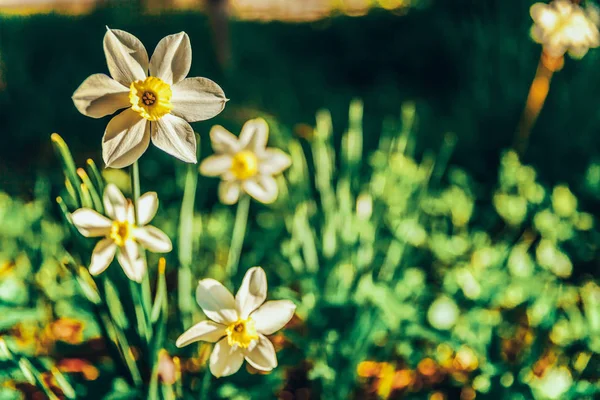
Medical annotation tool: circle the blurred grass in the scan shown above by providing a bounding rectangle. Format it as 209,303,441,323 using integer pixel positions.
1,1,600,198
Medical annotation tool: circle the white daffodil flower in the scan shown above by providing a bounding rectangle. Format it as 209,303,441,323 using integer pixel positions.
71,184,172,282
72,28,227,168
530,0,600,58
176,267,296,378
199,118,291,205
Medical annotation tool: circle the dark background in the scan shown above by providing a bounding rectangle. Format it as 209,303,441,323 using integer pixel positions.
0,0,599,197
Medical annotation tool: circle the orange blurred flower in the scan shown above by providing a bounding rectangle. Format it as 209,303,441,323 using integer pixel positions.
48,318,84,345
57,358,99,381
158,350,179,385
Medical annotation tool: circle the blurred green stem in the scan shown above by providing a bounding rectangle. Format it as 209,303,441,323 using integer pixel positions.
226,194,250,280
200,366,212,398
131,160,141,203
130,160,152,344
178,134,200,329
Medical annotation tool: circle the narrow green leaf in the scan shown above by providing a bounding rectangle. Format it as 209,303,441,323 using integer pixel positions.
341,99,363,175
51,366,77,399
77,168,104,212
104,278,130,330
62,255,102,305
0,338,13,360
130,279,151,345
86,158,106,194
18,358,60,400
80,183,94,209
64,179,79,208
17,358,37,384
149,259,168,400
51,133,83,206
151,258,167,324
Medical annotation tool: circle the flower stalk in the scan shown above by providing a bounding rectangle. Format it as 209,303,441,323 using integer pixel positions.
226,194,251,280
130,160,153,345
178,134,201,329
514,51,563,155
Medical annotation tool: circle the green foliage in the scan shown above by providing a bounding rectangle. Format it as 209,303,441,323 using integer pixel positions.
171,101,600,399
0,184,88,399
1,100,600,399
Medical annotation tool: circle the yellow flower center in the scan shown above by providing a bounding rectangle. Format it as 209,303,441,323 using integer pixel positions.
231,151,258,180
225,318,258,349
110,220,132,247
129,77,173,121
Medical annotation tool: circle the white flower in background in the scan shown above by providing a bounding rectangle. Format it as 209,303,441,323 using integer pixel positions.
71,184,172,282
72,28,227,168
199,118,291,204
530,0,600,58
176,267,296,377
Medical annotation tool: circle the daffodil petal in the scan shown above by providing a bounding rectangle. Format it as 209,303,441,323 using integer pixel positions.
530,4,558,30
200,154,232,177
133,226,172,253
244,335,277,371
176,320,226,347
117,240,145,282
103,28,148,86
89,239,117,276
235,267,267,319
209,338,244,378
259,149,292,175
568,45,589,59
152,114,197,163
171,77,227,122
103,183,128,222
221,171,236,181
136,191,158,226
126,201,136,225
218,180,241,205
252,300,296,335
242,175,278,204
71,209,112,237
554,0,573,16
239,118,268,154
545,41,567,57
210,125,239,154
149,31,191,85
103,109,150,169
530,25,545,43
72,73,130,118
196,279,238,325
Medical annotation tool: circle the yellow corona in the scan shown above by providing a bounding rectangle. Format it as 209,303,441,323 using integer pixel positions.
129,76,173,121
110,220,132,247
225,318,258,349
231,151,259,180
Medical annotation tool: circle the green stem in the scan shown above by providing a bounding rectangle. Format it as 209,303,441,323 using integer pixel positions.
200,367,212,398
226,194,251,280
130,160,152,344
178,152,199,329
131,160,141,205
